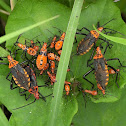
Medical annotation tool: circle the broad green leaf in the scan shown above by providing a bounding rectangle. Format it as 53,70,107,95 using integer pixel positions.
1,0,126,126
72,85,126,126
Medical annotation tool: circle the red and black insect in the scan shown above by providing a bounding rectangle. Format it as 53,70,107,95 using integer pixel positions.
36,42,49,74
82,89,98,96
54,32,65,51
47,28,66,55
14,34,40,57
50,36,57,49
83,47,124,95
48,53,60,62
49,60,55,74
0,55,48,109
13,65,48,109
47,71,56,85
64,82,71,95
76,19,124,56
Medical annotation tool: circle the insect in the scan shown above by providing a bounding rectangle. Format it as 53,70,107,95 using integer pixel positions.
49,60,55,74
47,71,57,85
14,34,40,57
54,32,65,51
36,42,49,74
76,19,124,56
82,89,98,96
108,68,120,74
13,65,48,109
64,84,70,95
57,50,62,55
47,28,66,55
64,81,71,95
50,36,57,49
83,47,124,95
0,55,48,109
47,53,60,62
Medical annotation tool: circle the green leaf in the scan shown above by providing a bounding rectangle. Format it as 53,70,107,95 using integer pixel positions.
1,0,126,125
72,86,126,126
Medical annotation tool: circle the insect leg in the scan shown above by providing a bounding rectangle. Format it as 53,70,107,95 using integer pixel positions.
107,58,125,67
83,68,95,89
77,27,90,32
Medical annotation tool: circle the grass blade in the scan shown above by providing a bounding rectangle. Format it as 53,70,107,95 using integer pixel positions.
0,0,11,13
10,0,18,11
0,15,59,44
93,25,126,45
47,0,84,126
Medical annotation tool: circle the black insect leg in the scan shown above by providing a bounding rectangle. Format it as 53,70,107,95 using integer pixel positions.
107,58,124,67
16,34,23,42
39,92,53,102
36,40,42,47
14,48,22,59
87,44,96,67
74,36,78,43
76,32,87,36
11,34,23,52
38,85,49,88
101,19,115,27
0,62,8,65
99,38,113,55
83,68,95,89
53,27,63,35
6,71,11,81
77,27,90,32
10,78,19,90
13,97,36,110
19,89,32,100
104,28,126,37
97,21,100,28
38,92,46,101
21,51,33,64
46,29,60,41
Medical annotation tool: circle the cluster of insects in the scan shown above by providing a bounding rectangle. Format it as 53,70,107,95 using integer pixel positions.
0,19,125,109
0,27,72,109
74,19,126,104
